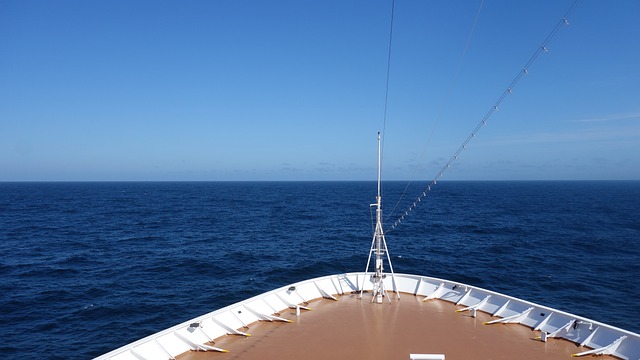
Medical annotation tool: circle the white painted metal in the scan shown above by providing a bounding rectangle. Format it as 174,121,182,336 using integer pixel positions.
409,354,445,360
360,132,399,303
572,335,628,357
484,307,534,324
456,295,491,315
94,273,640,360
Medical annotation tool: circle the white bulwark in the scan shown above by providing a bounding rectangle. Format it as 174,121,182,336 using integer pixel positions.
94,272,640,360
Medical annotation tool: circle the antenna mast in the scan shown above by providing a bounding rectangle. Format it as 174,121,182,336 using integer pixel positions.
361,132,399,303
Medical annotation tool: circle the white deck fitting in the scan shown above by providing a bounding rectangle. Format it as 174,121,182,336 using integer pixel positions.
572,336,628,357
95,272,640,360
409,355,445,360
456,295,491,315
484,307,535,325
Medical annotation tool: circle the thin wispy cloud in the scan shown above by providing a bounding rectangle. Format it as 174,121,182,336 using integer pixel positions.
487,126,640,146
569,112,640,123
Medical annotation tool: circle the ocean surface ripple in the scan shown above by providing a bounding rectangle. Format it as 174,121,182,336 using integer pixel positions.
1,181,638,359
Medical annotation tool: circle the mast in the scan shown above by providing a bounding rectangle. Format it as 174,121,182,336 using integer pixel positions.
360,132,399,303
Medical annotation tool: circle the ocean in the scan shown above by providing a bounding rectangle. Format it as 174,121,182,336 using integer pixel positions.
1,181,638,359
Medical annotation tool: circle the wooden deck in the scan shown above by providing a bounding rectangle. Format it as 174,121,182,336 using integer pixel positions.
176,293,616,360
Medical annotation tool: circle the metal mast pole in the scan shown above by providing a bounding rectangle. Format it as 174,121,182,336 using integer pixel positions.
373,132,385,303
360,132,399,303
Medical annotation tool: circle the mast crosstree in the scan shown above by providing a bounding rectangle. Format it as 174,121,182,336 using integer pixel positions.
360,132,399,303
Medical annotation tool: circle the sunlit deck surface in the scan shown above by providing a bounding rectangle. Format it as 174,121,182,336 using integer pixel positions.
176,293,616,360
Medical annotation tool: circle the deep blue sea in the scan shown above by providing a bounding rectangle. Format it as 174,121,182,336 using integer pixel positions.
1,181,639,359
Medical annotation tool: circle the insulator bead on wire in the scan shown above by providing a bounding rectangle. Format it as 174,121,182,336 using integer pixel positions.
389,3,577,232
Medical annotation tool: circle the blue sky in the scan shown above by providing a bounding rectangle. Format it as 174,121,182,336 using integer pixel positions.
1,0,639,181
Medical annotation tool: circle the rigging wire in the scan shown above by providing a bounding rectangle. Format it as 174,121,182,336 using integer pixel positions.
369,204,376,235
387,0,581,232
385,0,485,224
376,0,396,226
380,0,396,155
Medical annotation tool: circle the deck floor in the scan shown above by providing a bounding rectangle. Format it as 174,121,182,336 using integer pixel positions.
177,293,616,360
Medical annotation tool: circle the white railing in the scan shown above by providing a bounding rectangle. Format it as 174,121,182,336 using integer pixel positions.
95,272,640,360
